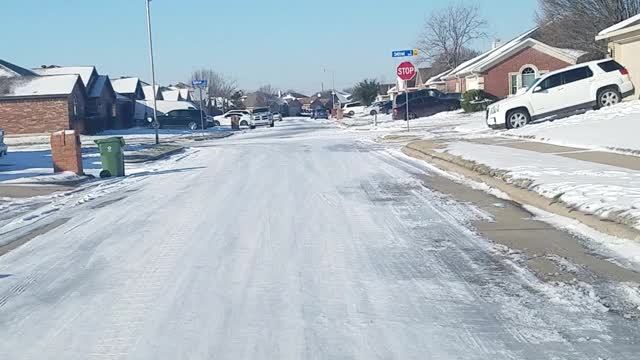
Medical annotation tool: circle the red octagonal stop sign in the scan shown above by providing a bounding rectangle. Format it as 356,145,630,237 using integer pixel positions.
397,61,416,81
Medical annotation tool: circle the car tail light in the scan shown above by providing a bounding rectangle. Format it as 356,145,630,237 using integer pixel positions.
620,68,629,75
393,108,398,114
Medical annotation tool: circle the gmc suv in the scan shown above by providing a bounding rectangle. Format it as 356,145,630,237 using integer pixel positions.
486,59,634,129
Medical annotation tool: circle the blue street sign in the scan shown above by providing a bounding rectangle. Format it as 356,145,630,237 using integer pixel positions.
392,49,419,58
192,79,208,87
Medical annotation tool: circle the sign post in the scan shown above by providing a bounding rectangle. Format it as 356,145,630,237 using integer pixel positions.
396,61,416,131
192,79,208,136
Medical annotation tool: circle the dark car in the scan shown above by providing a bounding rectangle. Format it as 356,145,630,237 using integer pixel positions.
158,109,208,130
312,108,329,119
393,89,461,108
393,96,461,120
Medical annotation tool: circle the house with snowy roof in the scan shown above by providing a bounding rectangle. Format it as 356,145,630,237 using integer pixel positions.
596,13,640,94
33,66,117,132
0,71,88,135
111,77,145,128
432,28,585,98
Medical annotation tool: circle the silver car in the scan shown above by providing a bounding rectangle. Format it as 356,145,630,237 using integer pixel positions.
0,128,7,158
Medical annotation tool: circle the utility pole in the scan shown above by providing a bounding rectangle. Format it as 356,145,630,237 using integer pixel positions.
145,0,159,145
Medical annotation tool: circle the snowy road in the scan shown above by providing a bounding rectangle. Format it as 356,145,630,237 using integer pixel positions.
0,119,638,359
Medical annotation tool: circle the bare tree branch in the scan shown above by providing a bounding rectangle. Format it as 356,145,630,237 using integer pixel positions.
536,0,640,57
417,2,487,69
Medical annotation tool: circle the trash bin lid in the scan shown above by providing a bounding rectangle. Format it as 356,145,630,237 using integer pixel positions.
94,137,125,146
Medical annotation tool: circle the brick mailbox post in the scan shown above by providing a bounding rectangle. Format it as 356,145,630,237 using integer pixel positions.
51,130,84,175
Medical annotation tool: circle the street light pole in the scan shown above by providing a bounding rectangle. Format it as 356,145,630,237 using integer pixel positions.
145,0,160,145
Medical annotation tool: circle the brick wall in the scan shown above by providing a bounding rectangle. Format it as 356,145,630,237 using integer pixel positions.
483,46,572,98
0,98,71,135
50,130,84,175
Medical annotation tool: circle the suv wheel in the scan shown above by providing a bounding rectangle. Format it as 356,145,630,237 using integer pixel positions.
348,111,355,116
188,121,198,130
597,88,621,108
506,109,529,129
214,120,221,127
370,110,377,116
240,120,248,127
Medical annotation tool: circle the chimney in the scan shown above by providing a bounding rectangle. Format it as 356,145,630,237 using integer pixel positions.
492,39,502,50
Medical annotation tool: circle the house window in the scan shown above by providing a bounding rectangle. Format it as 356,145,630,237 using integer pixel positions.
521,67,537,89
510,74,518,95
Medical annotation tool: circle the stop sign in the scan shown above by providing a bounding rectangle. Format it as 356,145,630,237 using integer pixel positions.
397,62,416,81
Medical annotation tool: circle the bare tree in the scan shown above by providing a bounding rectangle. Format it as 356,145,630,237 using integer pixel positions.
537,0,640,57
417,3,488,69
257,84,279,96
190,69,237,111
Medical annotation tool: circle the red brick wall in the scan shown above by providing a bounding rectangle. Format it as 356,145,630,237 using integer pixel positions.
0,98,71,135
483,46,572,98
446,78,466,93
51,131,84,175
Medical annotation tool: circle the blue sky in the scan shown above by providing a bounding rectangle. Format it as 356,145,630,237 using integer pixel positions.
2,0,538,94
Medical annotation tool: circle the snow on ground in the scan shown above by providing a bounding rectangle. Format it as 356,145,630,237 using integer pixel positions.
1,121,639,358
341,110,489,138
442,141,640,232
503,100,640,154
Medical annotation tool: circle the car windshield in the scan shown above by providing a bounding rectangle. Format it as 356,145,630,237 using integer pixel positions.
3,2,638,359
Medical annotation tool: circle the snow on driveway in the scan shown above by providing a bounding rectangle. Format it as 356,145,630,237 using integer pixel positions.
0,119,638,359
503,100,640,153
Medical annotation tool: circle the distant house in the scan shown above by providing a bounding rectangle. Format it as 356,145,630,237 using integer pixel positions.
161,89,183,101
33,66,117,132
309,97,325,110
286,99,302,116
439,28,584,98
111,77,145,128
0,74,88,134
596,14,640,93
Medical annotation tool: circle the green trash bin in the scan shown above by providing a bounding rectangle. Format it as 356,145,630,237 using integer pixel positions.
94,137,126,178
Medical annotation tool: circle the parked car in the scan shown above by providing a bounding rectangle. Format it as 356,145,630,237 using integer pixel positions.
311,108,329,119
393,89,461,108
248,107,274,129
0,128,7,158
365,101,392,115
486,59,635,129
157,109,208,130
213,110,253,127
342,102,365,116
273,112,283,121
392,96,461,120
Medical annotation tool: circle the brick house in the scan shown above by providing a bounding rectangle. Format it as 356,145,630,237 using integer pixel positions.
34,66,117,132
0,75,88,135
111,77,145,129
439,28,585,98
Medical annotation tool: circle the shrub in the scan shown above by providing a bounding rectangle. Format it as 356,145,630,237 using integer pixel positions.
461,89,497,113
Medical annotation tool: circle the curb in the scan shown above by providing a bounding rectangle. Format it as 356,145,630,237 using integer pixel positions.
124,147,185,164
403,141,640,241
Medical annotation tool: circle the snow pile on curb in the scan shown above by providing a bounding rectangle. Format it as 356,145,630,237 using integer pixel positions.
442,141,640,231
503,100,640,154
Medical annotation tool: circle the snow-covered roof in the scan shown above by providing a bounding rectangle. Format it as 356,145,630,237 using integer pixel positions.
444,28,583,79
178,89,191,101
0,59,37,77
162,89,181,101
426,69,453,85
142,85,162,100
598,13,640,36
32,66,96,87
88,75,111,98
111,77,140,94
0,75,80,98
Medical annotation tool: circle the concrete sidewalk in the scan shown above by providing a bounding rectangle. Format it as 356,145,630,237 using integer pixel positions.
469,137,640,171
403,138,640,241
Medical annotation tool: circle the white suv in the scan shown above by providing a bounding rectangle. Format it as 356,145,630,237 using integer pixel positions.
213,110,252,127
342,102,365,116
486,59,635,129
0,129,7,158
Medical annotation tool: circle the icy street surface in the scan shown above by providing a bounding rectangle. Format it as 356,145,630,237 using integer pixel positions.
0,119,638,359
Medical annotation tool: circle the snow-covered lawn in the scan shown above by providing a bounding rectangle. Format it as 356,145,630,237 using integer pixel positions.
442,141,640,233
502,100,640,154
